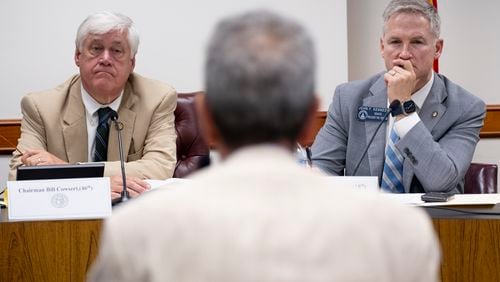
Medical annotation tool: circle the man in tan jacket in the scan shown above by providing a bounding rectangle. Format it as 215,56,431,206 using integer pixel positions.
9,12,177,200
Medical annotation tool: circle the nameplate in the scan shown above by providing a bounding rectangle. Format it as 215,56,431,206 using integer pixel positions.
7,177,112,221
357,106,389,122
323,176,379,193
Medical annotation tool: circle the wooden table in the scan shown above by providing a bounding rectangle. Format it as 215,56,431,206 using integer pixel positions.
1,205,499,282
0,210,102,281
427,205,500,282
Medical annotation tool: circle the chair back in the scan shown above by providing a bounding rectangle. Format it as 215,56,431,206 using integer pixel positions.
464,163,498,194
174,92,210,178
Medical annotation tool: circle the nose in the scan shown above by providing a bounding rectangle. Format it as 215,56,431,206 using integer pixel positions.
98,50,112,65
399,44,412,60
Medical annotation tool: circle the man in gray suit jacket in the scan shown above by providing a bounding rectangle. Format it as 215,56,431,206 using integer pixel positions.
312,0,485,193
88,10,440,282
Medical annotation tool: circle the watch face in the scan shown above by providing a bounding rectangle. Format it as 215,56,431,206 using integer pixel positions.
403,100,416,114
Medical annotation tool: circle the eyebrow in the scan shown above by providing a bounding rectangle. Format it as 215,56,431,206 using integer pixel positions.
386,35,427,41
88,38,126,44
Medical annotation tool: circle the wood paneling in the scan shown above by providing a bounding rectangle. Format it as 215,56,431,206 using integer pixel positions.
0,105,498,153
299,111,327,146
0,216,102,281
1,212,499,281
432,218,500,282
481,105,500,138
0,120,21,154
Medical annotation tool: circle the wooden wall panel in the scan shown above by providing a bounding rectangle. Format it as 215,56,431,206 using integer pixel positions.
0,120,21,154
0,105,498,153
481,105,500,138
1,214,499,281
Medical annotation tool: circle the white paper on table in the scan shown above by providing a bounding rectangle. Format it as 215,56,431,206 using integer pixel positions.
145,178,193,190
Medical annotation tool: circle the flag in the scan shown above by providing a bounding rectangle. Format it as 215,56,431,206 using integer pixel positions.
429,0,439,72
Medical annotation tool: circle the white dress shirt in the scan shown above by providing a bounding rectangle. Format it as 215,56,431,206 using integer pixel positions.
81,86,123,161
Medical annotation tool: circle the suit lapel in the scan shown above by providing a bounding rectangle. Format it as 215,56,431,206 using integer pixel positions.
402,73,447,191
108,82,137,161
62,78,88,163
364,76,389,179
419,74,447,133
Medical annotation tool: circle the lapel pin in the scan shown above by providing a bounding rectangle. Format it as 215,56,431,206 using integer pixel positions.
432,111,438,118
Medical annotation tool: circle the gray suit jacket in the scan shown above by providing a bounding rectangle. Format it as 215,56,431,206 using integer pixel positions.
312,73,486,193
88,145,440,282
9,73,177,180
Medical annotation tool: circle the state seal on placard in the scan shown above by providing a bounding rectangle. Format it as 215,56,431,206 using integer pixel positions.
51,193,69,208
357,110,368,121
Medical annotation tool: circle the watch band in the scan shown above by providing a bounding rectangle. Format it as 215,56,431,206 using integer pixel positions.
391,99,416,117
391,103,404,117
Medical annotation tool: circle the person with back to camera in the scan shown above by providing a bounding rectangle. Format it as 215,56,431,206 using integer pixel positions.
88,9,440,282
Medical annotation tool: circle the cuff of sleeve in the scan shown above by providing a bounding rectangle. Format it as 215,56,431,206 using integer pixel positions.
394,112,420,138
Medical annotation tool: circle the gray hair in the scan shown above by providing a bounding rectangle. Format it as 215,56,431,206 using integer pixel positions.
75,11,140,58
383,0,441,38
205,10,316,149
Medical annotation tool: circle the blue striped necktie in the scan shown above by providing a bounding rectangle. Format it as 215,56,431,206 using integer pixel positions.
381,126,405,193
94,107,113,162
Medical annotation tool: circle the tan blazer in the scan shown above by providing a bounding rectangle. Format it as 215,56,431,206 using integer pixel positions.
89,145,440,282
9,73,177,180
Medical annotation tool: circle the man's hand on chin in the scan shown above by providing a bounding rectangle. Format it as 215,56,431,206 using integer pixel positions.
384,59,417,103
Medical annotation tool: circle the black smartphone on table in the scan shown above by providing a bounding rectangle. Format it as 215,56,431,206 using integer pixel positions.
421,192,455,203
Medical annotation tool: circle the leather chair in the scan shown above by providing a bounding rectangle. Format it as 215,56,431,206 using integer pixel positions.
464,162,498,194
173,92,210,178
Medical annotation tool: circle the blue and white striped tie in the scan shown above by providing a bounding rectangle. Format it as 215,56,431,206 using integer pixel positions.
381,126,405,193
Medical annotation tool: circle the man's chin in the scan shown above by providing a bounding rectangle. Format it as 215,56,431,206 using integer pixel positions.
92,79,115,88
89,81,120,96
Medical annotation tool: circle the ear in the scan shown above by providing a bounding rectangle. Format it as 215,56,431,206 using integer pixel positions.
131,56,136,71
379,37,385,58
74,48,81,67
297,95,319,146
434,38,444,60
195,94,223,152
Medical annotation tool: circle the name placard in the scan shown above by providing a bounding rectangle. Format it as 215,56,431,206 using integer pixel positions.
323,176,379,193
7,177,112,221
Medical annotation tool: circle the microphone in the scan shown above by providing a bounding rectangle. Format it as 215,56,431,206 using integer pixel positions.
305,146,313,168
110,111,130,205
351,99,401,176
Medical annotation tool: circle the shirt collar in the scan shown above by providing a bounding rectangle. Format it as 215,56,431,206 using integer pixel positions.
411,71,434,109
81,86,123,117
